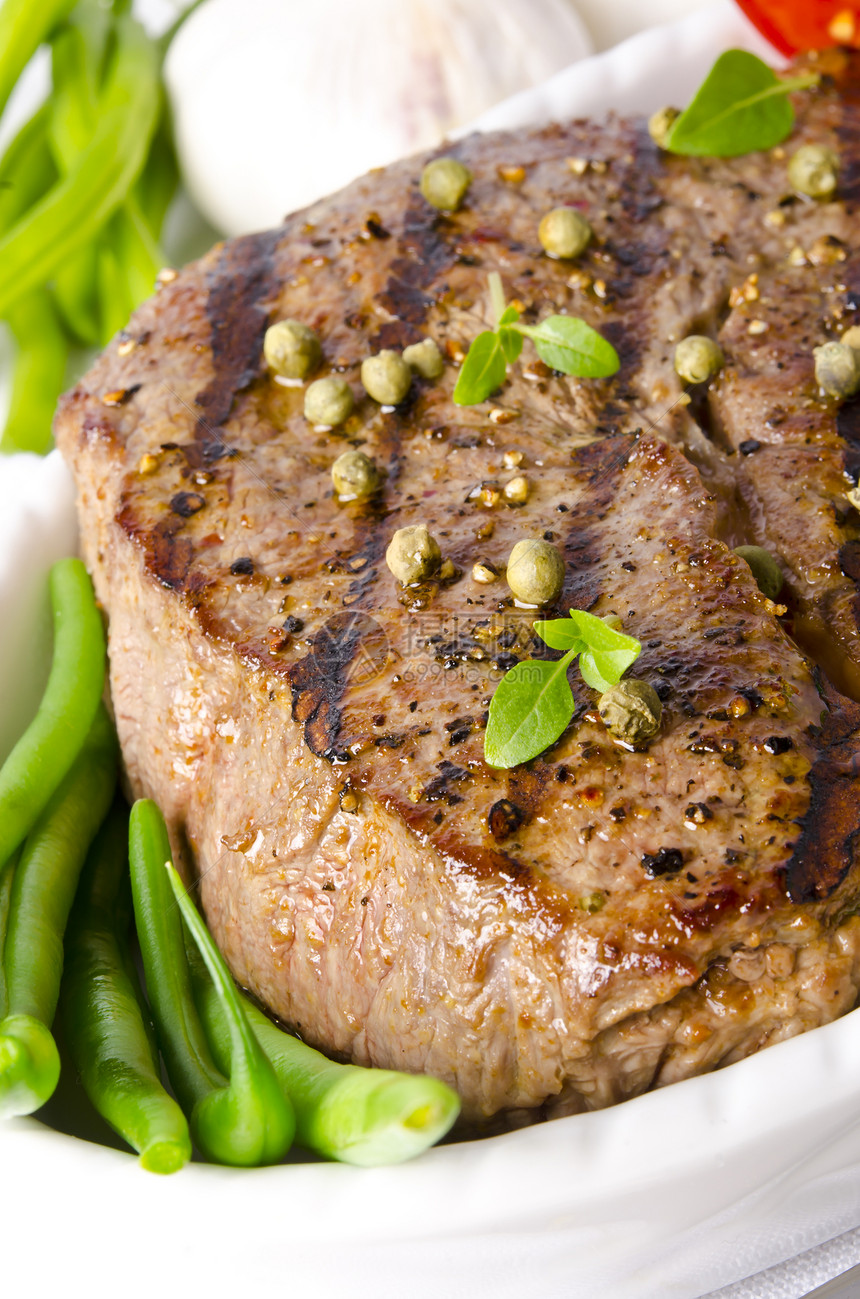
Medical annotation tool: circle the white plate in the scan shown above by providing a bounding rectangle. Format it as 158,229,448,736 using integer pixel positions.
4,6,860,1298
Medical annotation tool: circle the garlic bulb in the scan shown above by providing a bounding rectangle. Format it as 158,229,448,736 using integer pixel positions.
164,0,592,236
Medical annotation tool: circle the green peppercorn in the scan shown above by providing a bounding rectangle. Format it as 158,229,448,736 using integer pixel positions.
403,338,445,380
788,144,839,200
813,341,860,399
331,450,380,499
598,679,662,745
361,350,412,405
420,157,472,212
538,207,592,260
733,545,783,600
386,525,442,585
303,376,354,427
263,318,322,380
506,538,565,605
648,106,680,149
674,335,723,385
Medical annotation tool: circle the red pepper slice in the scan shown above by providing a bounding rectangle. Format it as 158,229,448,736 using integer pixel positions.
735,1,860,57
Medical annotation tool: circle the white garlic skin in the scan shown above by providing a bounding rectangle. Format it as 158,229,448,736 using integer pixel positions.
165,0,592,236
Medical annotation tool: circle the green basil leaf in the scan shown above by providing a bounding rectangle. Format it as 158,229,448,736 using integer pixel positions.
516,316,619,378
484,652,575,768
664,50,818,158
452,330,507,405
565,610,638,654
498,304,520,327
578,645,638,692
534,617,584,653
567,610,641,691
499,324,523,365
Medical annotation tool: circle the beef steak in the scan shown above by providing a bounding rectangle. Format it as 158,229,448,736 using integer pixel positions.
56,49,860,1120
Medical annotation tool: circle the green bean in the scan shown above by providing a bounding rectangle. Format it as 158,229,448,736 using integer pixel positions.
0,850,18,1019
0,14,158,319
129,800,294,1165
96,199,162,342
1,288,68,454
128,802,222,1117
113,197,162,305
0,103,58,234
48,15,106,169
47,10,122,345
0,705,116,1118
53,246,101,346
97,231,132,343
60,804,191,1174
48,10,164,343
0,0,76,121
0,105,70,451
194,967,460,1166
133,106,178,240
156,0,206,56
0,559,106,874
45,11,105,343
166,861,296,1163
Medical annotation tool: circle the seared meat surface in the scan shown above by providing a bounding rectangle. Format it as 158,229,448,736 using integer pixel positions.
57,50,860,1120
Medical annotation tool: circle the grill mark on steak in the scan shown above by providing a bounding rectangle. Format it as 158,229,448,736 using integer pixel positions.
337,418,410,612
374,194,460,340
786,694,860,901
194,228,281,445
288,610,388,759
116,510,195,592
558,433,633,612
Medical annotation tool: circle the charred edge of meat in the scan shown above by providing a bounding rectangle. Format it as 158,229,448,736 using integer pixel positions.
786,695,860,901
288,610,390,758
194,228,282,443
117,504,194,592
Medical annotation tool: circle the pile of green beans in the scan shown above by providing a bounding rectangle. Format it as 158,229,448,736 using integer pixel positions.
1,557,461,1169
0,559,112,1117
60,805,191,1174
0,558,106,869
129,800,295,1166
0,0,191,454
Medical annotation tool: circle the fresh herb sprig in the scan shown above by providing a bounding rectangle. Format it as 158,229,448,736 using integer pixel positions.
484,610,641,769
453,272,619,406
664,49,819,158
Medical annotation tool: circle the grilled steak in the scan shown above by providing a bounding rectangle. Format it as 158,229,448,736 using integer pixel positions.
57,49,860,1120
